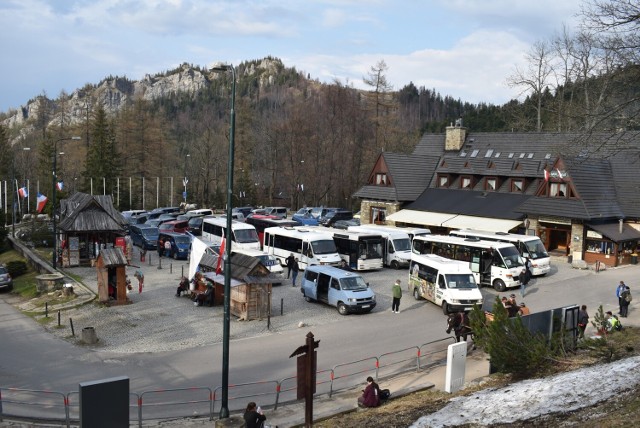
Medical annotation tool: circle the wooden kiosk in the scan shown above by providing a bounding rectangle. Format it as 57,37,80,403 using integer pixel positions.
96,247,131,305
201,253,274,320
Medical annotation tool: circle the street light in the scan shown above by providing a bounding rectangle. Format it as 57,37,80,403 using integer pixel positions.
11,147,31,237
211,62,236,419
52,136,81,270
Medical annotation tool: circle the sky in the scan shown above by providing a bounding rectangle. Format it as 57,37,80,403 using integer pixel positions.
412,355,640,427
0,0,583,113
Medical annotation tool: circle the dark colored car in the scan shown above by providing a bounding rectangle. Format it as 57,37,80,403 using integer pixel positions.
0,265,14,292
320,209,353,227
129,224,159,250
233,206,254,217
158,232,191,260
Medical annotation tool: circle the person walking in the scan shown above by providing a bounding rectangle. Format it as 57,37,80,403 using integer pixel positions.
157,238,164,258
291,257,300,287
286,253,295,279
391,279,402,313
134,269,144,294
616,281,629,315
577,305,589,339
518,268,529,298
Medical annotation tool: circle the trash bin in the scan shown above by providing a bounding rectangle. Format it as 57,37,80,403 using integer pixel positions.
632,254,638,265
567,255,573,264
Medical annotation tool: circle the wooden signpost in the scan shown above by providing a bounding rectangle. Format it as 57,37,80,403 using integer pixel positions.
289,331,320,428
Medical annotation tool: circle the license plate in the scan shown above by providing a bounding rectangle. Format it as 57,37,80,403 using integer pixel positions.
361,305,370,309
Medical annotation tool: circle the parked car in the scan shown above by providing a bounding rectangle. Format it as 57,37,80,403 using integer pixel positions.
158,220,190,234
129,224,159,250
233,206,254,218
187,216,208,236
158,232,191,260
292,207,319,226
0,265,13,292
232,249,284,284
185,209,214,218
262,207,288,218
320,209,353,227
333,219,360,230
145,219,163,228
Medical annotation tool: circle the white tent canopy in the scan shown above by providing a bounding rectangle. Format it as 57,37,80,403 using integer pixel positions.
386,210,522,233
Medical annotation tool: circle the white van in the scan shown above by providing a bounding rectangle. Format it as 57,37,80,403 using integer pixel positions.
409,253,483,314
202,217,261,250
232,248,284,284
185,209,214,218
348,225,412,269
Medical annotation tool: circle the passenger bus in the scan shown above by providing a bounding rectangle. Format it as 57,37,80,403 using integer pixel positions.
409,253,483,314
411,235,523,292
353,224,431,241
263,227,341,269
347,225,412,269
245,215,299,247
449,229,551,276
201,217,261,250
323,228,384,271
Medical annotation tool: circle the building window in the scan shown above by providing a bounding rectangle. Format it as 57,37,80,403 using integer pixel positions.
470,149,479,158
438,175,449,188
371,207,386,224
461,176,472,189
485,149,494,158
375,173,387,185
486,177,497,191
511,179,524,193
549,182,567,197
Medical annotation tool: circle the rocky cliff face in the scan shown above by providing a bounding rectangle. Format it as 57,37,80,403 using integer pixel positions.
2,59,281,139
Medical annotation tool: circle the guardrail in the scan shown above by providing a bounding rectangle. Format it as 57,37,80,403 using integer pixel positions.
0,336,460,426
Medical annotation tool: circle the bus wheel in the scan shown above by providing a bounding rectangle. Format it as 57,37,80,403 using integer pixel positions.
442,302,449,315
337,302,348,315
413,288,421,300
390,260,399,269
493,279,506,292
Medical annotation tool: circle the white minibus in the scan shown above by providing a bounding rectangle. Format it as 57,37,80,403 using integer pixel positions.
347,225,412,269
412,235,523,292
355,224,431,241
263,227,341,269
449,229,551,276
320,227,384,271
202,217,260,250
409,253,483,314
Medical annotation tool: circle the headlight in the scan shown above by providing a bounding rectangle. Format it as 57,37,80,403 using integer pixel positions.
347,298,356,303
450,299,460,304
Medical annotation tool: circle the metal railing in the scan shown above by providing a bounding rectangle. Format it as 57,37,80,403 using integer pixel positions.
1,336,460,426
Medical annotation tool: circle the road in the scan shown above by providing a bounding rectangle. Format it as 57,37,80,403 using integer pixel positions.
1,256,638,414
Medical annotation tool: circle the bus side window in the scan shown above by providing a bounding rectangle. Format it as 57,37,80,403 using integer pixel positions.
438,275,446,289
388,241,395,254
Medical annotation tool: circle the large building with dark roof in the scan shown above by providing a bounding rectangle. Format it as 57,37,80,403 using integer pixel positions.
354,125,640,267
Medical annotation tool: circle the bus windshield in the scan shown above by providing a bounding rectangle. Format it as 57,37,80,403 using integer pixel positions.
392,238,411,252
524,239,548,259
311,239,338,255
234,229,259,243
499,246,523,268
446,274,476,289
361,239,383,259
340,276,368,291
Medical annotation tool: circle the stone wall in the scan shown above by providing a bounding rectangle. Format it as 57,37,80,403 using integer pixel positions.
570,223,585,261
359,200,402,225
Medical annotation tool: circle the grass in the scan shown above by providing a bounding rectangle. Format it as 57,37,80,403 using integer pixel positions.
315,327,640,427
0,249,39,298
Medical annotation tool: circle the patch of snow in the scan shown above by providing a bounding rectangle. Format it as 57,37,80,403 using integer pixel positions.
411,356,640,427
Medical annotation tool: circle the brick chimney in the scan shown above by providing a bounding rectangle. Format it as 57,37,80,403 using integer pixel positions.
445,120,466,151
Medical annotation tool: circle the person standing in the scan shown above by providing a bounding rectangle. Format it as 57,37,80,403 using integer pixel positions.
577,305,589,338
291,257,300,287
391,279,402,313
164,239,172,258
518,268,529,298
158,238,164,258
134,269,144,294
286,253,295,279
616,281,629,315
243,402,266,428
620,286,632,318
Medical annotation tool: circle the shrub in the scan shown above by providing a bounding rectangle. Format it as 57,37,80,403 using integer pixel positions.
6,260,28,278
470,297,554,377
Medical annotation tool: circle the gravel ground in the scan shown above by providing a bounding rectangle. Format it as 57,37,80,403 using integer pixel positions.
44,246,402,353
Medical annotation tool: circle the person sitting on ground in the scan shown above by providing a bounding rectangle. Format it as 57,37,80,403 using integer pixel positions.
605,311,622,332
518,302,530,316
357,376,380,408
176,276,189,297
195,284,214,307
243,401,266,428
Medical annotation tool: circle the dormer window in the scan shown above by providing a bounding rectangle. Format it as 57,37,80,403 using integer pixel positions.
461,175,473,189
511,179,524,193
550,182,568,197
375,173,387,185
486,177,497,191
438,174,449,188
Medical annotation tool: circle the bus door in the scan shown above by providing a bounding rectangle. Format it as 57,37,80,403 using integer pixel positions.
469,247,482,285
384,238,394,266
301,241,313,268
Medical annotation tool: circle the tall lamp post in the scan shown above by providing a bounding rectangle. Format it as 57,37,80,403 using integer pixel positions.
211,62,236,419
11,147,32,237
52,136,81,270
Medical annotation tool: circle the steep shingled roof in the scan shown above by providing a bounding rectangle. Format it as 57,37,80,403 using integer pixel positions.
58,192,125,232
353,153,438,201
